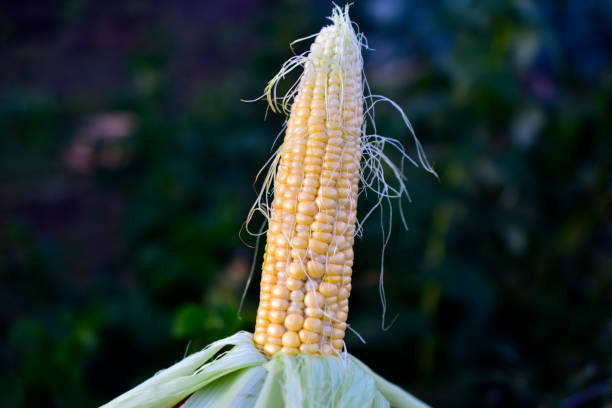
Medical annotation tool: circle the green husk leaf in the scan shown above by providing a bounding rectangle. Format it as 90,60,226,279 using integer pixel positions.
264,352,387,408
101,332,429,408
181,366,267,408
101,332,266,408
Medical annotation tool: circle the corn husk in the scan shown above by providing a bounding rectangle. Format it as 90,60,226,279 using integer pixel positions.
101,332,429,408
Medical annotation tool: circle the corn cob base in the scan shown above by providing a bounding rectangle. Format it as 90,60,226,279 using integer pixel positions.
102,331,429,408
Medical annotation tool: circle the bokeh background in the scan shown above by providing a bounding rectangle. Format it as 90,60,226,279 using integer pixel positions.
1,0,611,406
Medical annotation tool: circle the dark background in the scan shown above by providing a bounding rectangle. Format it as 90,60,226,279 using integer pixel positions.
1,1,610,407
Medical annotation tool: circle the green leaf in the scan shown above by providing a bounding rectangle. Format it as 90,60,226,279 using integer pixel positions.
101,332,429,408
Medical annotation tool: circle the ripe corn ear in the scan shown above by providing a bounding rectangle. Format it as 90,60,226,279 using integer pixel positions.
103,6,434,408
253,10,363,356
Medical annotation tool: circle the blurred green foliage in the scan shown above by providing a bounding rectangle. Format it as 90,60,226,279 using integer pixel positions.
0,1,610,407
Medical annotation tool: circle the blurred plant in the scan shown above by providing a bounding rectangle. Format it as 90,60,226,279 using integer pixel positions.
0,0,610,407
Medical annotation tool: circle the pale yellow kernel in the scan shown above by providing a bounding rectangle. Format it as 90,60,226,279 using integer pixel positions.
329,252,345,264
344,225,356,237
329,235,347,250
281,346,299,356
284,313,304,331
264,344,281,355
254,332,267,345
337,311,348,322
268,310,286,323
303,317,323,333
274,234,288,246
334,322,347,331
312,253,327,263
305,307,324,318
314,212,336,224
304,166,321,177
287,262,305,280
326,305,339,314
269,222,282,234
336,209,348,222
319,282,339,297
267,323,285,338
320,171,339,182
338,287,350,300
263,262,275,273
311,222,333,233
270,298,289,310
327,137,344,147
312,231,333,243
339,299,349,308
282,213,296,224
321,344,335,355
338,187,351,198
326,264,343,275
282,199,297,212
299,329,320,344
286,278,304,291
267,336,282,345
287,302,303,313
271,285,290,299
290,248,307,259
332,339,344,350
340,219,352,231
291,236,308,250
331,328,345,339
307,147,325,158
274,246,289,259
324,275,342,284
299,344,320,354
302,177,319,188
286,174,301,186
282,331,300,348
306,260,325,278
308,238,328,255
261,274,275,284
310,131,327,142
295,224,310,234
290,290,305,302
304,281,318,292
325,295,338,305
337,178,351,188
304,292,325,308
323,160,340,172
297,201,317,216
296,213,313,225
342,162,357,172
320,187,338,199
304,156,322,165
317,197,337,210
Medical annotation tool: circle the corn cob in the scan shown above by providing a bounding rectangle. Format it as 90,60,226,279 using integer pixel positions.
253,9,363,356
104,6,435,407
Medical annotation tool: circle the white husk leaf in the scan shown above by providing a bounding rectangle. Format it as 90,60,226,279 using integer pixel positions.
101,332,430,408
